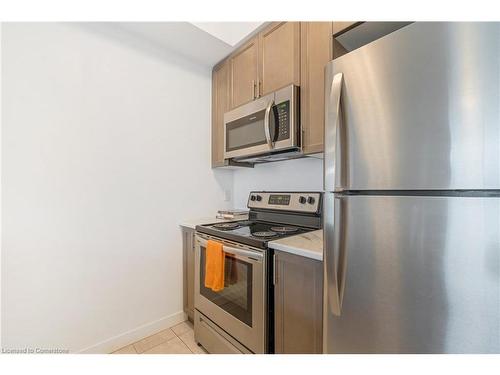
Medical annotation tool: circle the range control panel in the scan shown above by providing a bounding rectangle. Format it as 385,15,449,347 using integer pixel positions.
247,192,321,214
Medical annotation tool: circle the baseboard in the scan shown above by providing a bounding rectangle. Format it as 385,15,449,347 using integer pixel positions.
77,311,187,354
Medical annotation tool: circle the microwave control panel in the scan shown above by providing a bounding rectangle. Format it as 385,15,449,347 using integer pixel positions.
275,101,290,141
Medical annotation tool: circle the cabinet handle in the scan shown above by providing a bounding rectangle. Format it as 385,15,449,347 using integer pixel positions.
252,80,257,100
258,80,262,97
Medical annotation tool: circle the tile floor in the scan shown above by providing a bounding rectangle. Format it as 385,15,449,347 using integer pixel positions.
112,320,207,354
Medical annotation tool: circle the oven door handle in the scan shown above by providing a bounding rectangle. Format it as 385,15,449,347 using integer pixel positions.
197,237,264,261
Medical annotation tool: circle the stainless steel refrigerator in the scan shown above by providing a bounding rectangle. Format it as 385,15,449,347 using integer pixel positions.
323,22,500,354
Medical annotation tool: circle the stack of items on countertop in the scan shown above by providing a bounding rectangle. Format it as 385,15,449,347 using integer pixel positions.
215,209,249,220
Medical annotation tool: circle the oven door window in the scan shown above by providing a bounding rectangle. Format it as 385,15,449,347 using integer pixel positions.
226,109,268,152
199,246,253,327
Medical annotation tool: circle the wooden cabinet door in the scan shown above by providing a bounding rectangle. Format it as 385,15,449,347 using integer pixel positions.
212,60,231,168
300,22,333,155
274,251,323,354
230,37,259,108
259,22,300,96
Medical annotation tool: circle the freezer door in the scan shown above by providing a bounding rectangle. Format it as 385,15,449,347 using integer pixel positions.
324,195,500,353
325,22,500,191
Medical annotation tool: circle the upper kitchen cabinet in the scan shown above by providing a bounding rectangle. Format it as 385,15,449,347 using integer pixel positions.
230,22,300,108
212,60,231,168
259,22,301,96
230,37,259,108
332,22,412,60
300,22,333,155
211,21,368,167
332,22,361,60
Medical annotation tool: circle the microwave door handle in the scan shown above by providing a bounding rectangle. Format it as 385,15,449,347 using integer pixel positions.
272,105,280,143
264,99,274,149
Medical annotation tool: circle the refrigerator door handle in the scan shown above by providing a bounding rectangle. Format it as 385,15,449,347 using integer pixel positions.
336,195,347,313
323,193,347,321
324,69,343,191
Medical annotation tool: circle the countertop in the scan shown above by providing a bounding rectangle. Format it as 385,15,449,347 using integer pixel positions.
268,230,323,261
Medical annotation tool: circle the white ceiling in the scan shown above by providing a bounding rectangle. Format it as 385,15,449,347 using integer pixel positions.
191,22,264,46
115,22,263,67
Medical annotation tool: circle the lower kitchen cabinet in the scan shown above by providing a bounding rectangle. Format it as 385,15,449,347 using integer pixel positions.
182,227,195,321
274,250,323,354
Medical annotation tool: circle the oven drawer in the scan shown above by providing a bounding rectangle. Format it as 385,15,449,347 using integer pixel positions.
194,310,251,354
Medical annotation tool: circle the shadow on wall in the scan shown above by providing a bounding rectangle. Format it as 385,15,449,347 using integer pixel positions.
69,23,210,77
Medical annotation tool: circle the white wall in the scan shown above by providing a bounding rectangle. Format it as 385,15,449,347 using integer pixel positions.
1,23,232,353
232,157,323,208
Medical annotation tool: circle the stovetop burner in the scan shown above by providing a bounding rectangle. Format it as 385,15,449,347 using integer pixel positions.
212,222,242,230
197,220,313,249
252,231,278,238
270,226,299,233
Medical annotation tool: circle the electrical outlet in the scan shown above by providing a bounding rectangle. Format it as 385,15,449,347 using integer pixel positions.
224,189,231,202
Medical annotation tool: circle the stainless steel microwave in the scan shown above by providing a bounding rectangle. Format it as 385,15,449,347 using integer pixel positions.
223,85,301,163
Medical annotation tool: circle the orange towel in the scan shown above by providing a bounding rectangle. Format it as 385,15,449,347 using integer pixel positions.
204,240,225,292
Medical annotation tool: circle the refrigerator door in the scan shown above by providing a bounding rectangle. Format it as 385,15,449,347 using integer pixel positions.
323,194,500,353
325,22,500,191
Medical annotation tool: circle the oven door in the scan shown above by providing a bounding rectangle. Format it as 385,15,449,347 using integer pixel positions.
194,234,266,353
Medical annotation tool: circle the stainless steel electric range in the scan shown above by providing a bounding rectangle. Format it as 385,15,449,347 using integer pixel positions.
193,191,322,354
